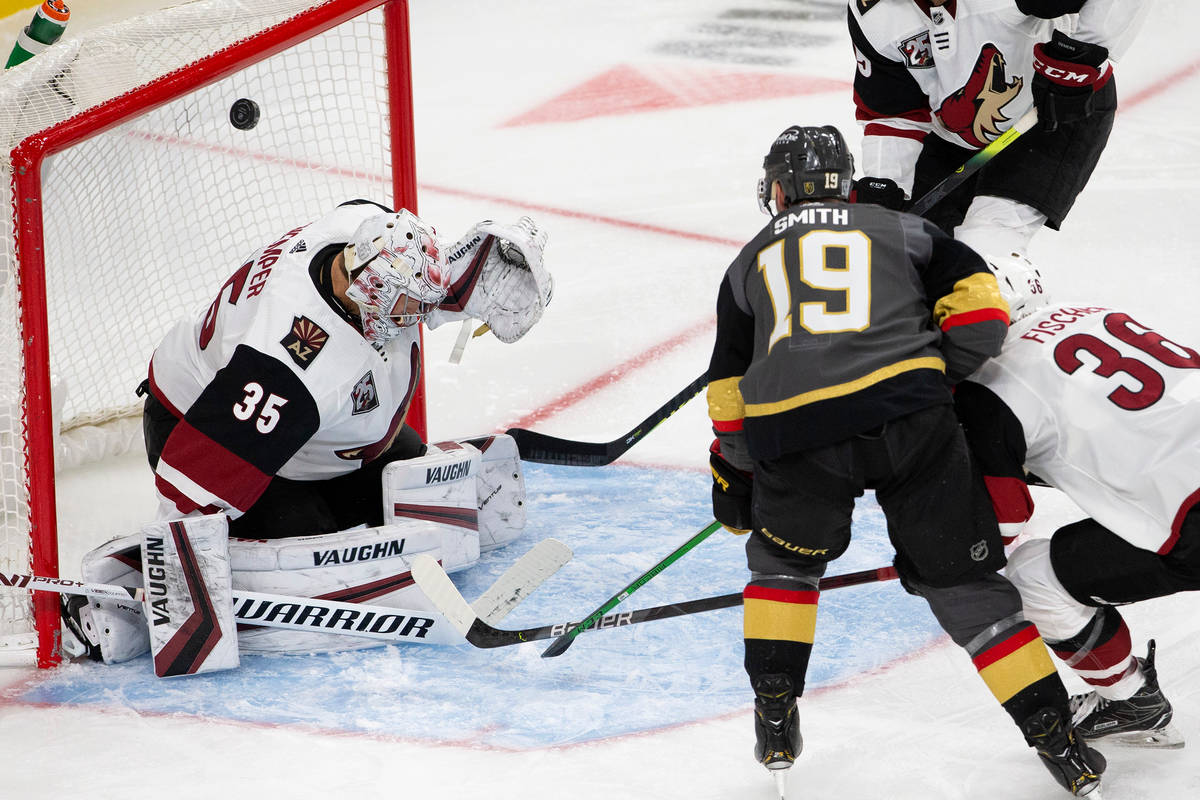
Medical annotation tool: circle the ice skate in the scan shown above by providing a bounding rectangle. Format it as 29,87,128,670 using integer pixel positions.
752,673,802,797
1023,706,1105,797
1070,640,1184,749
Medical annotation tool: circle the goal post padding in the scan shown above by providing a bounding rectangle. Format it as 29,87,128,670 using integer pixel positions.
0,0,421,668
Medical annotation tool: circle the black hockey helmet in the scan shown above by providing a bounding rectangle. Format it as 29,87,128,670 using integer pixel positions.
757,125,854,214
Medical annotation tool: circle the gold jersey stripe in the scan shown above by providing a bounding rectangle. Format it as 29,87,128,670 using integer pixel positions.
707,376,745,422
933,273,1008,327
743,357,945,416
977,638,1058,704
743,596,818,644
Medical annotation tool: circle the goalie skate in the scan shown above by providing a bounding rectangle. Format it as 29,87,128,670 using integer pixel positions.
1070,640,1185,750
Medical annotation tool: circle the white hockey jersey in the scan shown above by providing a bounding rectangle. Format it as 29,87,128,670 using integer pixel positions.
848,0,1148,192
148,201,424,519
967,303,1200,554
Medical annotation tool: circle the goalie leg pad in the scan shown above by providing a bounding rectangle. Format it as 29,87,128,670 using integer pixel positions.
230,521,452,654
453,433,526,552
141,515,239,677
75,533,150,665
383,442,482,572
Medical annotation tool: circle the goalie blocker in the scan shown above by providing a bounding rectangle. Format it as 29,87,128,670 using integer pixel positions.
63,434,528,662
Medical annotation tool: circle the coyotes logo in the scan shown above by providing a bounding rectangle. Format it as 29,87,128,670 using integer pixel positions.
938,43,1023,149
280,316,328,369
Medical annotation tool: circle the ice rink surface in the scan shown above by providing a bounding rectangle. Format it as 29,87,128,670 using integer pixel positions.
1,1,1199,798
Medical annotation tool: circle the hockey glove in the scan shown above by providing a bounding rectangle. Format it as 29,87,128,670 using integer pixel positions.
1031,31,1112,133
850,177,906,211
710,439,753,535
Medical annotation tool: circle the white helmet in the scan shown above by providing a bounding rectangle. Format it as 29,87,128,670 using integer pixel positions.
344,209,449,341
984,252,1050,324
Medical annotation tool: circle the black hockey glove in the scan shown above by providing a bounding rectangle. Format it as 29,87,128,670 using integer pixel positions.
1031,30,1112,133
710,440,753,534
850,177,906,211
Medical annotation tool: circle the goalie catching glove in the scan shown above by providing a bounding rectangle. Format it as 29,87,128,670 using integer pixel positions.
710,439,753,534
428,216,553,343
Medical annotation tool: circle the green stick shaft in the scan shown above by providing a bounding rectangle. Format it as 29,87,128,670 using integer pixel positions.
540,520,723,657
907,107,1038,217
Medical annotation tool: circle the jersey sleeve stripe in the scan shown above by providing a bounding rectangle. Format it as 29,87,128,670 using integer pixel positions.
862,122,928,141
933,274,1010,329
706,376,746,425
940,306,1011,331
158,419,272,512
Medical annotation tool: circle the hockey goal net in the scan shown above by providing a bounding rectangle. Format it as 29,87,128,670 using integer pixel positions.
0,0,422,667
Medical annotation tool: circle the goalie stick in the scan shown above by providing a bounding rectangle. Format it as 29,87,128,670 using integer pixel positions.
0,538,572,648
507,372,708,466
411,556,899,649
907,107,1039,217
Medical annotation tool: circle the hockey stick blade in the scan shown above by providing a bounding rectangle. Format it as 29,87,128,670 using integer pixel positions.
907,107,1038,217
507,372,708,466
470,538,573,624
410,563,899,649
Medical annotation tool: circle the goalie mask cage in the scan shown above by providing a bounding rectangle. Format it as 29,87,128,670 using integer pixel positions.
0,0,424,668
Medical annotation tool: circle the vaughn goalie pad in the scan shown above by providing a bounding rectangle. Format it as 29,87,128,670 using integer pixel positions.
383,442,482,572
449,434,526,552
230,522,465,653
141,515,239,677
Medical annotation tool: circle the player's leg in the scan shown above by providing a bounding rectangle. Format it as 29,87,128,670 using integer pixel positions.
1008,511,1200,747
743,441,859,772
875,405,1104,796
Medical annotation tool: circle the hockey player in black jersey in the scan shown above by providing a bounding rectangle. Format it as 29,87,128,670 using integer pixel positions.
706,125,1104,796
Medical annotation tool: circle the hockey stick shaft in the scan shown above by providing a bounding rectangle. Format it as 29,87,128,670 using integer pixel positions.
539,519,723,657
906,107,1038,217
523,564,900,644
507,372,708,466
412,559,899,649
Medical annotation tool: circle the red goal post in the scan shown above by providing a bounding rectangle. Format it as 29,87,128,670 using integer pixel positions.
1,0,424,668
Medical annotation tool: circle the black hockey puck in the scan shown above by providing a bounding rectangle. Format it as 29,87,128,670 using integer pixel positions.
229,98,260,130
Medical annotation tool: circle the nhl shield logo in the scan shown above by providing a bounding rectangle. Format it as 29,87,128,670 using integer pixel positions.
280,316,328,369
351,371,380,415
969,540,990,562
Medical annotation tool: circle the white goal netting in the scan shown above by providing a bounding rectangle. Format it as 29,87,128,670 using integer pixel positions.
0,0,409,665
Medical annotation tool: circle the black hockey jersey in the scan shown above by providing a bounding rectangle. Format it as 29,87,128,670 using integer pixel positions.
707,201,1008,460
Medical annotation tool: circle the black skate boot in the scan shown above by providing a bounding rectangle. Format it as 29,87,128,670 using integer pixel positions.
59,595,102,661
1022,706,1105,797
752,673,802,770
1070,639,1184,749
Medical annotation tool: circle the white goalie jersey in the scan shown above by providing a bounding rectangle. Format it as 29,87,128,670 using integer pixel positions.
148,200,424,519
966,304,1200,554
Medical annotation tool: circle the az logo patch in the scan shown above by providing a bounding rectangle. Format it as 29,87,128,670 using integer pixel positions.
280,316,328,369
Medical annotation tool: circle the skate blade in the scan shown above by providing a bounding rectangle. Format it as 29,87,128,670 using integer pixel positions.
771,768,789,800
1093,722,1185,750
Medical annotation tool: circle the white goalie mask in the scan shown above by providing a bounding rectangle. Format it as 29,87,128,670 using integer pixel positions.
984,252,1051,324
344,210,449,341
